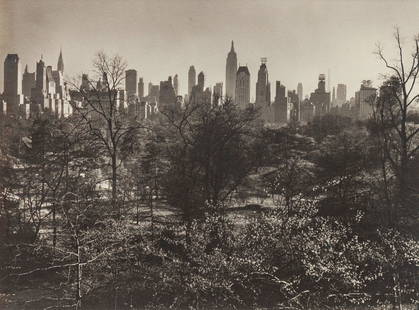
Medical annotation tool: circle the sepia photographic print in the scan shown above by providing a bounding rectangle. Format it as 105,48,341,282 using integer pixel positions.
0,0,418,309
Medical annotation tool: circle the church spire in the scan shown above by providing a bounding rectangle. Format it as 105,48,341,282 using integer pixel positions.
57,49,64,73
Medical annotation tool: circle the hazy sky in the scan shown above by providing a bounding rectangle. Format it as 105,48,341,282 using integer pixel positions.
1,0,419,99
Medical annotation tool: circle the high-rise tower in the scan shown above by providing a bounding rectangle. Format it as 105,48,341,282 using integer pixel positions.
22,65,36,98
125,69,138,99
173,74,179,96
3,54,23,114
138,78,144,98
57,49,64,73
235,66,250,108
225,41,237,100
188,65,196,96
297,82,303,102
197,71,204,90
255,58,270,108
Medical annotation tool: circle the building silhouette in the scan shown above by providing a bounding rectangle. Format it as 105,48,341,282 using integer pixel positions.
22,65,35,98
188,65,196,97
173,74,179,96
273,81,290,124
148,83,160,102
57,49,64,73
310,74,330,117
125,69,138,101
336,83,347,105
190,71,211,106
225,41,237,100
297,82,303,102
255,59,271,121
138,77,144,98
356,81,376,120
159,76,177,111
2,54,23,115
213,82,223,105
288,90,299,122
235,66,250,108
300,98,315,123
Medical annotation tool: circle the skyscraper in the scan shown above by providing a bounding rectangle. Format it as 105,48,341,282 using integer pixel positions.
255,59,270,108
57,49,64,73
173,74,179,96
125,69,138,99
336,83,347,105
225,41,237,100
35,57,47,91
138,78,144,98
297,82,303,102
3,54,23,114
256,59,271,122
188,65,196,96
356,81,376,120
235,66,250,108
197,71,204,90
22,65,35,98
273,81,289,123
31,56,49,114
190,71,210,106
213,82,223,105
159,76,177,111
310,74,330,117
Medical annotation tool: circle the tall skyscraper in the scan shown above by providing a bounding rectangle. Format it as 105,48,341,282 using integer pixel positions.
235,66,250,108
197,71,204,90
22,65,35,98
125,69,138,99
356,81,376,120
190,72,210,106
310,74,330,117
255,59,270,109
31,56,49,114
35,57,47,91
57,49,64,73
336,83,347,105
332,86,336,105
46,66,56,96
188,65,196,96
159,76,177,111
3,54,23,114
213,82,223,105
256,59,271,122
297,82,303,102
225,41,237,100
173,74,179,96
138,78,144,98
273,81,289,123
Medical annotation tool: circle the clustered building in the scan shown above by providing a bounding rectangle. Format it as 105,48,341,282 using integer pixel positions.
1,43,378,123
1,51,72,118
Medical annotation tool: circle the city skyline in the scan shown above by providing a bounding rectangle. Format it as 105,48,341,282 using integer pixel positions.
1,0,419,99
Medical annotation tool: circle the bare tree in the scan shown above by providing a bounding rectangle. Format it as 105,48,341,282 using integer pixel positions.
68,52,142,216
375,28,419,222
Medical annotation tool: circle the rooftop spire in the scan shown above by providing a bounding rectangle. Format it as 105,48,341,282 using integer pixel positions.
231,40,234,52
24,64,28,73
58,48,64,73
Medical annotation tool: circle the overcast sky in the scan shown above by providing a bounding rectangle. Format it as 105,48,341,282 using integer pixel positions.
1,0,419,99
